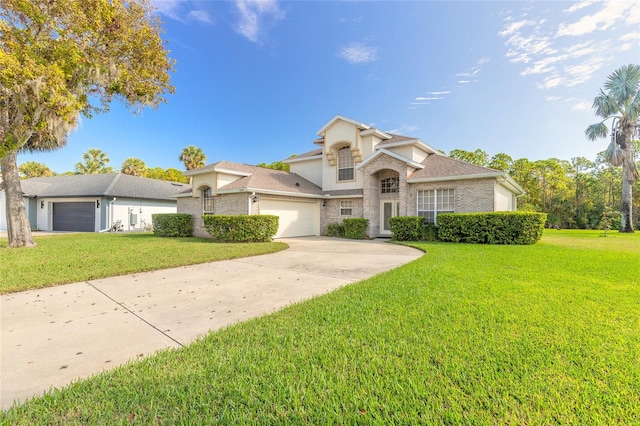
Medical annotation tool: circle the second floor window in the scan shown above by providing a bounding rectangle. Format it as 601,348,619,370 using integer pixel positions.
337,146,354,181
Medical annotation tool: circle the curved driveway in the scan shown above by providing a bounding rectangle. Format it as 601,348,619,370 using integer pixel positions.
1,237,422,409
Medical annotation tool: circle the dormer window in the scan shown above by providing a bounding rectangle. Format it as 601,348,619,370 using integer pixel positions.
337,146,354,181
201,186,214,213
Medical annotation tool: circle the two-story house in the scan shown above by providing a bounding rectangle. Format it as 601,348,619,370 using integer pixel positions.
177,115,524,238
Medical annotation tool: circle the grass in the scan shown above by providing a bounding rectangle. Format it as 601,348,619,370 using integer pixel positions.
0,233,287,294
2,230,640,424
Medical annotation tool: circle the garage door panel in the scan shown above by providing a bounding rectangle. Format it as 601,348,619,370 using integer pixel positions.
260,200,318,238
53,202,95,232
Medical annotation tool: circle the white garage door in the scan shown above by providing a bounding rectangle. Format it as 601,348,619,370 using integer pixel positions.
260,199,319,238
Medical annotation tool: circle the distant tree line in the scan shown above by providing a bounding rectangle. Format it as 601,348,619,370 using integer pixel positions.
448,145,640,229
16,145,212,184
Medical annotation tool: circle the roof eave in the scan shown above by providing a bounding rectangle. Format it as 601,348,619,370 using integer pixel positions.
408,172,504,184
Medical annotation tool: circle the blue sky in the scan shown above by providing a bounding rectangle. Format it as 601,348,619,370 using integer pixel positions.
20,0,640,174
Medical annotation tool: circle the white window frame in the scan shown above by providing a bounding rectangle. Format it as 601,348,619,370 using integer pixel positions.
202,186,214,214
381,176,399,194
340,200,353,216
337,146,355,182
417,189,455,224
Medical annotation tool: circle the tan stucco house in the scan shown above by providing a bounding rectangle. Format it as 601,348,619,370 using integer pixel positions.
177,115,524,238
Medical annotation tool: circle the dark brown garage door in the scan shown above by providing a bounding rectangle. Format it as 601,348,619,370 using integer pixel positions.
52,202,96,232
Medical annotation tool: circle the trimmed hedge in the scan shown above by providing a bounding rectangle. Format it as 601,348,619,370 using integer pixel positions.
389,216,439,242
152,213,193,237
202,214,278,242
437,212,546,245
324,222,346,238
344,218,368,239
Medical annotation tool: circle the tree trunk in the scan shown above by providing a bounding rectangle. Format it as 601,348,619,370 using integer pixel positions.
620,177,634,233
1,151,37,247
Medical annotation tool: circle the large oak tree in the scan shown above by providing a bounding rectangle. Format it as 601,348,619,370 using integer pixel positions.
0,0,174,247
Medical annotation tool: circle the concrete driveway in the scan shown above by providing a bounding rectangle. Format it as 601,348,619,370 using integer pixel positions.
0,237,422,410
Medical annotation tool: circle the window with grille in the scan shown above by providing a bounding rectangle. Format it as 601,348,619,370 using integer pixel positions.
381,177,399,194
337,146,354,181
340,200,353,216
202,186,214,213
417,189,454,224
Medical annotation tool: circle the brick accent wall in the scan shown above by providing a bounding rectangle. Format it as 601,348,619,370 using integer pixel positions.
320,198,364,235
407,178,496,215
177,196,208,237
178,193,254,237
361,155,409,237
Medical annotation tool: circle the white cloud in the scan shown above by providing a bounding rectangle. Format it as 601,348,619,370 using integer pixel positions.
557,0,639,37
386,124,419,135
338,43,378,64
458,80,471,84
572,100,591,111
428,91,452,95
545,96,561,101
151,0,183,21
564,0,597,14
188,10,213,25
234,0,285,43
416,97,444,101
499,1,638,90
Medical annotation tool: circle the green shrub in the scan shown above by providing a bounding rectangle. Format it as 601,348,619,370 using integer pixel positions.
389,216,423,241
343,218,368,239
152,213,193,237
389,216,439,241
325,222,345,238
202,215,278,242
437,212,546,245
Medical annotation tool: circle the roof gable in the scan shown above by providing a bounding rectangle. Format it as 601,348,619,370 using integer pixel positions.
316,114,371,136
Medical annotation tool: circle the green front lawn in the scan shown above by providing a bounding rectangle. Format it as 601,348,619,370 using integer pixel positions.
3,231,639,424
0,233,287,294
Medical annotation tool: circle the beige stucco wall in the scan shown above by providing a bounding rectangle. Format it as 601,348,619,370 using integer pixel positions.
289,158,323,187
495,182,516,211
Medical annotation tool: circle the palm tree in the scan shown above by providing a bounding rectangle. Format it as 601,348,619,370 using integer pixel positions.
75,149,113,174
585,64,640,233
18,161,54,179
121,157,147,177
179,145,206,170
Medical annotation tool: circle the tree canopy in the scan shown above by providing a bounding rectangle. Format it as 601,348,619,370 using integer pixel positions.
585,64,639,232
75,148,114,174
0,0,175,247
121,157,147,177
179,145,206,170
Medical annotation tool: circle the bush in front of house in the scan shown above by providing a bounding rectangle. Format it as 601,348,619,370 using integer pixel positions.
436,212,546,245
202,214,278,242
389,216,439,242
324,222,346,238
152,213,193,237
343,218,368,239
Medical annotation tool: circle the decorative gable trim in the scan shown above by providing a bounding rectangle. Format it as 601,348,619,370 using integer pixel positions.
359,128,391,139
357,148,425,170
316,114,371,136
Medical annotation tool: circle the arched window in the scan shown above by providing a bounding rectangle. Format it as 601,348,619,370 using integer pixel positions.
201,186,214,213
337,146,354,181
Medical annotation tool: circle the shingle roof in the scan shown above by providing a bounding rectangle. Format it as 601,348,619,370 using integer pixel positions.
377,133,417,145
409,154,501,180
19,174,190,200
288,148,322,160
210,162,324,196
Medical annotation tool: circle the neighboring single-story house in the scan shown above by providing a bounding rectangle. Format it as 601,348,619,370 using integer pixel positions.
0,173,189,232
178,115,525,238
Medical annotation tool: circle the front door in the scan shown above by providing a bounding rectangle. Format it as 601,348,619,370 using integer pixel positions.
380,199,400,236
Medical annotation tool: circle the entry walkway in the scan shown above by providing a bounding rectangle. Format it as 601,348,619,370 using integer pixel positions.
0,237,422,410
